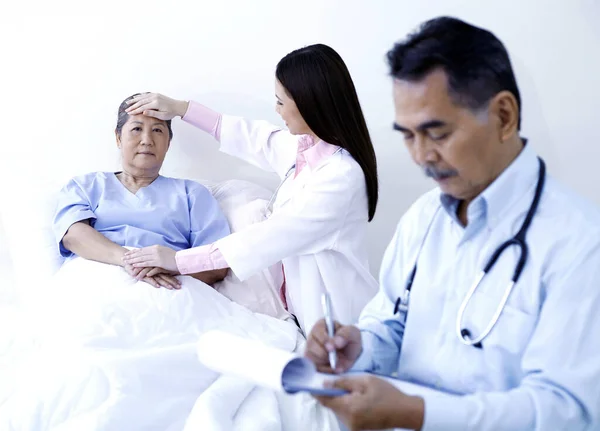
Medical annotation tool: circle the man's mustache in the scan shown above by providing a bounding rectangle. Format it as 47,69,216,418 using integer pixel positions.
423,165,458,180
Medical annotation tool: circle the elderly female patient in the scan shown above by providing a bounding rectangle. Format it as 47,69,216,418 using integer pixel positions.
4,94,334,431
53,93,229,288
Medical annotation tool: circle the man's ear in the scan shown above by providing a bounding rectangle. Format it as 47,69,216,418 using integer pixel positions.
489,90,519,142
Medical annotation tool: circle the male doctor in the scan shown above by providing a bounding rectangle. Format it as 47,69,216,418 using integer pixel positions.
306,16,600,431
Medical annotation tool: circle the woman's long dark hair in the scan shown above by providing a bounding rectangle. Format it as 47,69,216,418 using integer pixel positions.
276,44,379,221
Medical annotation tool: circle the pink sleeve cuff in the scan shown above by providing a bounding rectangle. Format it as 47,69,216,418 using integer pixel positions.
175,243,228,274
181,100,222,140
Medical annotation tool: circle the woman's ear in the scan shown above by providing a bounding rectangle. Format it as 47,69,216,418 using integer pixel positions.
115,131,122,149
489,90,519,142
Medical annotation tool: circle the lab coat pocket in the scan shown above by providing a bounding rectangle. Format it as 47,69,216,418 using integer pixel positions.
466,291,537,354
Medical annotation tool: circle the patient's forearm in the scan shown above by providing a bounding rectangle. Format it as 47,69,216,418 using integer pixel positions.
62,221,126,266
189,268,228,286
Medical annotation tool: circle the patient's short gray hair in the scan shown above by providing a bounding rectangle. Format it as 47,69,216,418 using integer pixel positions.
115,93,174,140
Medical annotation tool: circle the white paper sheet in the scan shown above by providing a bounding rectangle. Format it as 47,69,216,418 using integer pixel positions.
197,330,298,391
197,330,446,400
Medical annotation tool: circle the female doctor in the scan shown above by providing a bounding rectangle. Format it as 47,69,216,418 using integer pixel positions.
123,44,379,334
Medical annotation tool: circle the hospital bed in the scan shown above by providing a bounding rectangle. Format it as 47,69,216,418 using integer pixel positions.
0,177,340,431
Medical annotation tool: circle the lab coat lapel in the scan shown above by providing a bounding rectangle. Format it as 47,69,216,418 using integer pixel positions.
272,155,337,213
272,169,305,211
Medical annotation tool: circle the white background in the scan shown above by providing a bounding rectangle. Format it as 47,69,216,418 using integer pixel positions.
1,0,599,297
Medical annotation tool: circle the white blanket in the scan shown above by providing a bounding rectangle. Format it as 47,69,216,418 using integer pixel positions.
182,335,342,431
1,257,334,430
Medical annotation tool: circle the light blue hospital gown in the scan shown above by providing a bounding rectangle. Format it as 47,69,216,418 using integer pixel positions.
53,172,230,258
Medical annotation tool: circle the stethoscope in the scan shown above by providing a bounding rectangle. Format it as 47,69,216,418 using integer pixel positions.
263,147,344,218
394,157,546,349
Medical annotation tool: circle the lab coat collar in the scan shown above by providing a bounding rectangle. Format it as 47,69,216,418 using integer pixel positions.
295,134,340,175
440,140,540,230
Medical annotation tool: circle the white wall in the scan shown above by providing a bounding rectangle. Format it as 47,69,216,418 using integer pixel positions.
1,0,599,282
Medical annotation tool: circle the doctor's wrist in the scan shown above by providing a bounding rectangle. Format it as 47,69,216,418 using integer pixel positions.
176,100,190,118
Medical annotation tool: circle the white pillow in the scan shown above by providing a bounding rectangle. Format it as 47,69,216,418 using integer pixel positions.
212,198,289,319
203,179,288,319
0,176,66,303
209,178,273,208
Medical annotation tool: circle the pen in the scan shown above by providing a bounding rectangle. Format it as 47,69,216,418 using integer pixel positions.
321,292,337,370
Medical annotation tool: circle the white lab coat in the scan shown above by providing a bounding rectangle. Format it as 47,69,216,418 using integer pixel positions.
214,115,379,334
